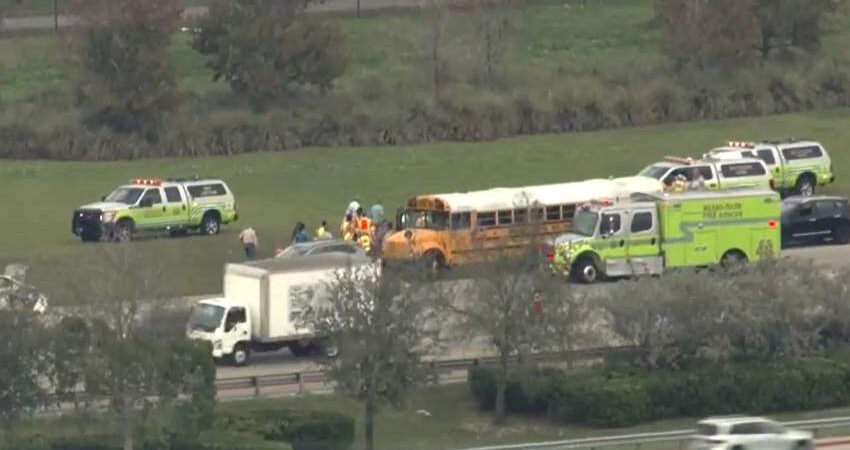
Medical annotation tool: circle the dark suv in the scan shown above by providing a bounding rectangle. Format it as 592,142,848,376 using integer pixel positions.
781,195,850,247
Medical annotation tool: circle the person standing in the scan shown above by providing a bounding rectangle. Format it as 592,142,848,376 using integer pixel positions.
291,221,311,244
238,227,258,261
315,220,332,240
340,214,354,241
370,200,384,223
347,197,361,217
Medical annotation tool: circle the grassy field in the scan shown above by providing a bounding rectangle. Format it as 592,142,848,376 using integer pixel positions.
0,0,683,102
1,108,849,300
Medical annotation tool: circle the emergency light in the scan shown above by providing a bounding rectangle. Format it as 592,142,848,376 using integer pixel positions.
663,156,694,165
131,178,162,186
590,198,614,207
727,141,755,148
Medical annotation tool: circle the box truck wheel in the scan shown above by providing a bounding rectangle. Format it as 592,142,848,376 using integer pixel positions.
318,340,339,358
289,342,310,357
231,343,250,367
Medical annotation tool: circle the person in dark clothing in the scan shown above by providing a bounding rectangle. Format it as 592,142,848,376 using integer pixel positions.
291,221,310,244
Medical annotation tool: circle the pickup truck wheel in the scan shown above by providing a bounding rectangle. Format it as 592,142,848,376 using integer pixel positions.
795,175,815,196
572,257,599,284
836,225,850,245
201,213,221,236
231,343,250,367
114,219,133,242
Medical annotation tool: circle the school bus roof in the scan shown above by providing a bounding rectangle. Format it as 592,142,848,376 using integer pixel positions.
414,176,663,213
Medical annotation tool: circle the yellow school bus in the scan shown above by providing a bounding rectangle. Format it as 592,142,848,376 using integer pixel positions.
381,176,663,270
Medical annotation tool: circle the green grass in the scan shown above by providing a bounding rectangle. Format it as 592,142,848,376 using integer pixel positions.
1,108,850,300
206,384,850,450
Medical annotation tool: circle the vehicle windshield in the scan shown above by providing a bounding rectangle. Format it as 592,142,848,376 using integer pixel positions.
572,210,598,236
638,164,671,180
188,303,225,332
105,187,144,205
398,209,449,230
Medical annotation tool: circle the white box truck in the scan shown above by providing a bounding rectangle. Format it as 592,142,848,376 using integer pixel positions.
186,253,375,366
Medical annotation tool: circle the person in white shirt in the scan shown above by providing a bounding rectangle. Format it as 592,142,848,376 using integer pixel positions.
238,227,258,260
347,198,361,216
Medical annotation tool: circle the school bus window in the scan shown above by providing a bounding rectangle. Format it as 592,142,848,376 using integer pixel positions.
531,208,544,223
514,208,528,224
562,204,577,220
399,209,449,229
477,212,496,227
451,212,471,230
545,206,561,222
497,210,513,226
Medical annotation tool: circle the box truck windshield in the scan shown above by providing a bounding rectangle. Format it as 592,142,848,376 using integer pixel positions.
189,303,225,332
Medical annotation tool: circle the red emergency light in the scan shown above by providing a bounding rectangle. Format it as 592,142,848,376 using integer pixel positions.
590,198,615,207
768,220,777,229
131,178,162,186
727,141,755,148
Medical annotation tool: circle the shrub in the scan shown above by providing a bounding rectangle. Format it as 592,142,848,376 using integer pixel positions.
469,357,850,428
215,408,354,450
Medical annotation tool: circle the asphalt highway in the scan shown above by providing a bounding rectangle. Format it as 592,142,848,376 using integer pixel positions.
213,243,850,384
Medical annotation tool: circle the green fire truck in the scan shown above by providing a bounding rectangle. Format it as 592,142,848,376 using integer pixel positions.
546,189,781,283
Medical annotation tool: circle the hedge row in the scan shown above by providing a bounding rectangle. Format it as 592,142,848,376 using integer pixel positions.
469,357,850,427
2,408,353,450
2,60,850,160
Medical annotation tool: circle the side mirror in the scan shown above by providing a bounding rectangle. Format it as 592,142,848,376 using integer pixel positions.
101,195,106,201
139,199,153,208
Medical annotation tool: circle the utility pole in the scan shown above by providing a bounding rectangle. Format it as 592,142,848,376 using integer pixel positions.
356,0,361,17
53,0,58,32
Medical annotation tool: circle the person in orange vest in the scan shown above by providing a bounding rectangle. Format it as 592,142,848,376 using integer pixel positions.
355,207,373,238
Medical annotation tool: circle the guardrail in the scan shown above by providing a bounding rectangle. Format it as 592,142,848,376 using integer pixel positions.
450,416,850,450
213,345,635,398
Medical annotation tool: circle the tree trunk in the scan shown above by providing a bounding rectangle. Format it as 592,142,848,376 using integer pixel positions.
364,398,376,450
494,350,508,424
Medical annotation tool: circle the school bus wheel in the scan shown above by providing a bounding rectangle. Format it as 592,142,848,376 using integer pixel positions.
421,250,446,275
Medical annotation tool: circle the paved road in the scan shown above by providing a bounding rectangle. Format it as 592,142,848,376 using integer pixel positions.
211,243,850,386
0,0,427,32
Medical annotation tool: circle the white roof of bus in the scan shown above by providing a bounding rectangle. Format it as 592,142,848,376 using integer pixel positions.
424,177,662,212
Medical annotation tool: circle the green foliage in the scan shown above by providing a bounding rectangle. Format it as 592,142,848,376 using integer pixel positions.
193,0,348,108
215,408,354,450
74,0,182,139
469,357,850,427
0,294,49,427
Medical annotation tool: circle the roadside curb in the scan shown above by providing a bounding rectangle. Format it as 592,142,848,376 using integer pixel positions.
817,438,850,447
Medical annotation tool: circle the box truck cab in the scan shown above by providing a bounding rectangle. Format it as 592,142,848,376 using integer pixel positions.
187,253,376,366
547,189,781,283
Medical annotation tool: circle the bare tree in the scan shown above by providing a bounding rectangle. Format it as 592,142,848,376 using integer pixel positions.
475,0,514,87
64,244,215,450
433,247,550,424
304,264,427,450
0,278,49,443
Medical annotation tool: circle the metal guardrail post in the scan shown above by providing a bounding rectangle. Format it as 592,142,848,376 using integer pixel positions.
252,376,260,398
297,373,304,395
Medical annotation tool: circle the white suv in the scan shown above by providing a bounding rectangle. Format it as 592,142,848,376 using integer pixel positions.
690,416,813,450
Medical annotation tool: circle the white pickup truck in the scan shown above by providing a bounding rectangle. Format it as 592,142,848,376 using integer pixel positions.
186,253,375,366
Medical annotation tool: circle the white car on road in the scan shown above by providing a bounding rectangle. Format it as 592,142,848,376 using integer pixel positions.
690,416,813,450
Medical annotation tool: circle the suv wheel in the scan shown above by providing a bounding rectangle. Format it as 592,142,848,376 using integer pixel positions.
201,213,221,236
795,175,815,196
